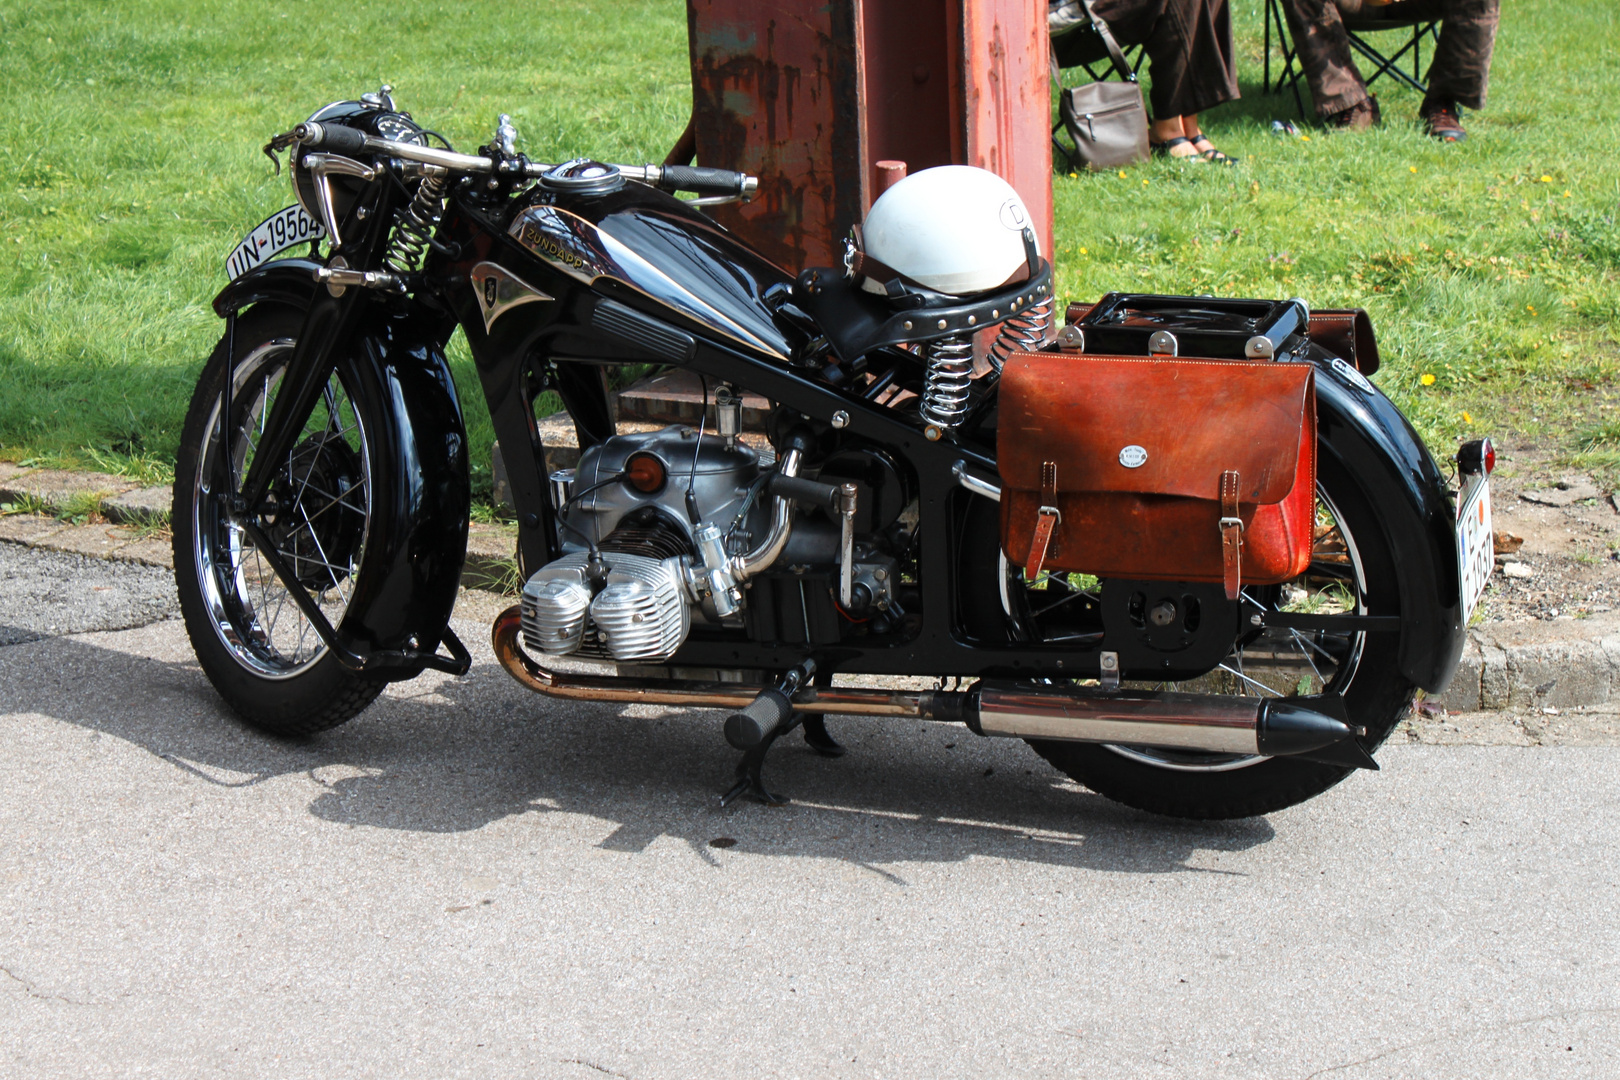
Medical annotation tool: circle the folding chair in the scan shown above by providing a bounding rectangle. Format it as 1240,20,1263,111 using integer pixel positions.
1051,19,1146,86
1263,0,1440,116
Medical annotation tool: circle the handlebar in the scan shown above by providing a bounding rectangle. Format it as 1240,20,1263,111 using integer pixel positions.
645,164,757,198
292,121,758,198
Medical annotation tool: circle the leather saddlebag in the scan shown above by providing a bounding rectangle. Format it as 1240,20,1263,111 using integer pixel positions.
998,352,1316,598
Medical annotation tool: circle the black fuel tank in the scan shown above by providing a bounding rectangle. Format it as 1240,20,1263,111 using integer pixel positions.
507,180,800,360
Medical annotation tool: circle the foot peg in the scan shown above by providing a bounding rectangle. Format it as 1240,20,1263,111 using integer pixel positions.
724,687,795,750
720,661,815,807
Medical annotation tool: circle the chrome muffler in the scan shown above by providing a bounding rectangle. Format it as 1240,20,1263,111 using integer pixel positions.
967,684,1376,769
492,608,1375,768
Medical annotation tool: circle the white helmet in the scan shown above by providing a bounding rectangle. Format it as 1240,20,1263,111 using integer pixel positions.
855,165,1038,297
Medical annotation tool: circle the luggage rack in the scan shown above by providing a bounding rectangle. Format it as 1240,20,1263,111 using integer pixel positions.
1061,293,1312,362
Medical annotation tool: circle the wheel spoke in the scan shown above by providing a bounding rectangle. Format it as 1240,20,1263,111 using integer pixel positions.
193,341,368,678
1216,662,1284,697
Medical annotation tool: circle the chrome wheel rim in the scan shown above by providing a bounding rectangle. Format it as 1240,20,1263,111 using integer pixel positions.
192,340,372,679
998,483,1370,773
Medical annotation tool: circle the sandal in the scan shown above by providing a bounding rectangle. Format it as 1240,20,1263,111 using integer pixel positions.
1187,134,1239,165
1149,136,1202,161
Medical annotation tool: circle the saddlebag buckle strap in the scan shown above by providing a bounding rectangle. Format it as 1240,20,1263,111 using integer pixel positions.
1025,461,1061,579
1220,469,1242,600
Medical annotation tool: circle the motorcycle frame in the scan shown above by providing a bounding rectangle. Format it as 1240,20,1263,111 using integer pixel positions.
212,175,1468,692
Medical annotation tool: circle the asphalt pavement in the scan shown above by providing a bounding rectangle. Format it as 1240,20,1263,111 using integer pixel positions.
1,541,1617,1078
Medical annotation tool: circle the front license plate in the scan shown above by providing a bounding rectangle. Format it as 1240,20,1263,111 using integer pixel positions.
1456,474,1493,625
225,204,324,281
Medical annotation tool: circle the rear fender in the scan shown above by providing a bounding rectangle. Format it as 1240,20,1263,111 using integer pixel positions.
1313,355,1464,692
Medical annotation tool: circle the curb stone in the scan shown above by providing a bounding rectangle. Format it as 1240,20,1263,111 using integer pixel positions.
0,512,521,596
1436,613,1620,712
0,463,522,595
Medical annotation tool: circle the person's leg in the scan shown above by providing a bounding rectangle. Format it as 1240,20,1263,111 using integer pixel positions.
1089,0,1198,157
1092,0,1238,118
1386,0,1498,111
1279,0,1371,119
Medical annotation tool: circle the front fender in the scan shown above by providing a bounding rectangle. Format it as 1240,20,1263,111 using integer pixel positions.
211,257,323,318
216,262,470,681
337,313,470,679
1314,355,1464,692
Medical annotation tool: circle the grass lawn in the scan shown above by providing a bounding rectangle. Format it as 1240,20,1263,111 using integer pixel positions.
0,0,1616,497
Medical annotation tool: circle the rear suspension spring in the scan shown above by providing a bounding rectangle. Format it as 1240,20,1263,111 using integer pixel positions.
988,295,1054,372
920,335,975,432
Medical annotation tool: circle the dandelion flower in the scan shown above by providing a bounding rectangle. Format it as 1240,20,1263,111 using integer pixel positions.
1079,247,1088,255
1300,134,1311,142
1409,166,1418,173
1539,175,1552,183
1118,170,1127,179
1420,373,1436,386
1068,172,1078,179
1142,178,1149,186
1463,411,1474,424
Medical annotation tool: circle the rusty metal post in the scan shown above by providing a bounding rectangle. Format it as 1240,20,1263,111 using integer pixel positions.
957,0,1053,262
680,0,1051,274
873,160,908,196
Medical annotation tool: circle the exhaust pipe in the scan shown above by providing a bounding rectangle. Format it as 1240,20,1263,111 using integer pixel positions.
492,608,1375,769
967,684,1377,769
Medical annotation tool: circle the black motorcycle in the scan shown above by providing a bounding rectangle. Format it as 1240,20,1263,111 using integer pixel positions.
174,88,1492,819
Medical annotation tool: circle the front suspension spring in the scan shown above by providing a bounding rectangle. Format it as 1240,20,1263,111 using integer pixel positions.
381,173,448,276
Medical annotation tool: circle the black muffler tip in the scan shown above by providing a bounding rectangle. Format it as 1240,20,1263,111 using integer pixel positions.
723,688,794,750
1257,698,1379,770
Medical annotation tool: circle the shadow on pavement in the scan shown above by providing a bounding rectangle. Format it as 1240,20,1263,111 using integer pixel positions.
3,629,1278,876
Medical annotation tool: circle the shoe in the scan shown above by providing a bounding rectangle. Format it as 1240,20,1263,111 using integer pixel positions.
1325,95,1381,131
1421,98,1467,142
1187,133,1240,165
1149,136,1201,161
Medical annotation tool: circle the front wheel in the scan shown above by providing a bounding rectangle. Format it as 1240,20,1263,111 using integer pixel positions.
961,452,1416,819
173,304,387,735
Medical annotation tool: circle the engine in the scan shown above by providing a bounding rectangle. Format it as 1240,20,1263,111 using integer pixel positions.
520,423,768,663
519,416,911,665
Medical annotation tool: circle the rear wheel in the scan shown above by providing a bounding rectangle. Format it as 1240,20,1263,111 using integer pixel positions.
173,305,386,735
961,452,1415,819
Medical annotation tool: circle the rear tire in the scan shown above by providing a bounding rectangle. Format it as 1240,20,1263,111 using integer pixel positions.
962,452,1415,819
173,305,386,736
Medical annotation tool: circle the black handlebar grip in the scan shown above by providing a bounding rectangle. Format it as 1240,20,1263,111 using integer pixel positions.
303,122,369,155
724,689,793,749
767,474,841,513
657,164,747,196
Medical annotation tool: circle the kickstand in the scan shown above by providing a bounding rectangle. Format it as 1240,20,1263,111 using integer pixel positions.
801,668,845,758
801,715,845,757
719,724,793,807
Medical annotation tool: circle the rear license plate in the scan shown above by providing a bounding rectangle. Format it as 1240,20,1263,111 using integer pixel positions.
225,204,324,280
1456,474,1493,625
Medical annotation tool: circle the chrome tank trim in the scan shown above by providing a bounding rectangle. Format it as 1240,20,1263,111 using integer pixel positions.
470,261,553,333
508,204,788,360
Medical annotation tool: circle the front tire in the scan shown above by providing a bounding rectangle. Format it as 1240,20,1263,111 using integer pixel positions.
173,305,386,735
962,452,1415,819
